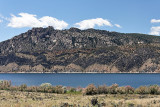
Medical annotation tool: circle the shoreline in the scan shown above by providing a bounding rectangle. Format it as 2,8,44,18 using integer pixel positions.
0,72,160,74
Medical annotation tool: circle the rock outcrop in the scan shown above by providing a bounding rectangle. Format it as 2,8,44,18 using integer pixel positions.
1,26,160,73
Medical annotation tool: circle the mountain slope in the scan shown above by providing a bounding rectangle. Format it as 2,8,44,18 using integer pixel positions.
1,26,160,73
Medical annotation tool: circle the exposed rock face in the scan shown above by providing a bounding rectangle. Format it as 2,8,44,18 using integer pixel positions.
1,26,160,73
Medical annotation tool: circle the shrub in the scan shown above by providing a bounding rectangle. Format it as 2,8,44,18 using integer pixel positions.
0,80,2,85
91,97,98,106
125,85,134,94
47,87,55,93
148,85,160,95
68,87,76,93
97,85,108,94
109,84,119,94
10,86,18,91
19,84,27,91
37,86,45,92
128,102,134,107
60,103,69,107
39,83,53,93
135,86,149,94
55,86,65,94
84,84,97,95
76,86,83,92
40,83,52,88
0,80,11,90
26,86,38,92
116,87,126,94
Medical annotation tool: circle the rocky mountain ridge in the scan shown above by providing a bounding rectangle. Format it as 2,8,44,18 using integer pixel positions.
1,26,160,73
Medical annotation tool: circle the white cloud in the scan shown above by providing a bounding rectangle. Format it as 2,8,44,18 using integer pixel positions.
75,18,113,29
150,18,160,35
8,13,68,29
151,19,160,23
0,14,9,21
39,16,68,30
114,24,122,28
0,19,2,23
150,26,160,35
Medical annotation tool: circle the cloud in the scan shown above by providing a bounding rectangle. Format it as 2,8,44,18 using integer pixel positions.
150,19,160,35
151,19,160,23
0,19,2,23
0,14,9,21
114,24,122,28
150,26,160,35
8,13,68,29
39,16,68,30
75,18,113,29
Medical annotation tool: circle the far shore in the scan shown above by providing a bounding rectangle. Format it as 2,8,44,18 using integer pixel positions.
0,71,160,74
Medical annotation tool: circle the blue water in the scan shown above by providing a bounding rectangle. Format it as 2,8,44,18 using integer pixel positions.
0,73,160,88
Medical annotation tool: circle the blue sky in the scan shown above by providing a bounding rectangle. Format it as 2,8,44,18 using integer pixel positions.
0,0,160,42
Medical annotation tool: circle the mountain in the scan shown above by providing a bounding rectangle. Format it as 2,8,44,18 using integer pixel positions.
1,26,160,73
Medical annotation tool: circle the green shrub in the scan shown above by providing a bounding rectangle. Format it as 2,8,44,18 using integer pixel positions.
68,87,76,93
128,102,134,107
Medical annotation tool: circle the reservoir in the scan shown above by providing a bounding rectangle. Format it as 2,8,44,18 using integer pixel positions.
0,73,160,88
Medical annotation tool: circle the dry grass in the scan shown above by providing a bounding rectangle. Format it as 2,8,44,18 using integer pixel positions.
1,90,160,107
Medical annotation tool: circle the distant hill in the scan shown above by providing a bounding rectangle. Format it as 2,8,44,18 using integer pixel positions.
1,26,160,73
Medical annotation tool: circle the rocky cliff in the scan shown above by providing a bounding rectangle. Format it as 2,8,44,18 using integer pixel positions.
1,26,160,73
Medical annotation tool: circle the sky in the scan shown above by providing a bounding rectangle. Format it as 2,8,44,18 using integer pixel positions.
0,0,160,42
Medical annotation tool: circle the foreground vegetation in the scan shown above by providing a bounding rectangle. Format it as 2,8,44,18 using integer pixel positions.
1,90,160,107
1,80,160,106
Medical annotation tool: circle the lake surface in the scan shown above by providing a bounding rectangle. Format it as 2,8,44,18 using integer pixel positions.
0,73,160,88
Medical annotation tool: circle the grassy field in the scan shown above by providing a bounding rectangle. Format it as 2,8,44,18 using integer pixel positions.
1,90,160,107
